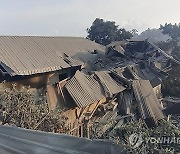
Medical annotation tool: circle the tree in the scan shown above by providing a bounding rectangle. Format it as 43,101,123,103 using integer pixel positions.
87,18,133,45
131,29,138,37
160,23,180,40
116,28,133,41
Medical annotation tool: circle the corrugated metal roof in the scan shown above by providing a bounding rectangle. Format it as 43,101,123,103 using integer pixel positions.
65,71,126,108
63,56,83,67
0,36,105,76
94,71,126,97
65,71,105,107
0,125,124,154
132,79,164,126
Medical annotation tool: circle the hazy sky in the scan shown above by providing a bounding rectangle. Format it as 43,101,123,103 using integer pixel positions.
0,0,180,37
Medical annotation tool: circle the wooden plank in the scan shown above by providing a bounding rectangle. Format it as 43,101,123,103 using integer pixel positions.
46,85,58,110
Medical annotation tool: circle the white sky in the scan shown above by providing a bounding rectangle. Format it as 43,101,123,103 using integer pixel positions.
0,0,180,37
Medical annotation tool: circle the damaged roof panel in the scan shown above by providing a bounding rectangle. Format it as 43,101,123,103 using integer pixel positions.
65,71,104,107
84,75,105,99
95,71,126,96
65,71,126,108
132,79,164,126
127,65,162,87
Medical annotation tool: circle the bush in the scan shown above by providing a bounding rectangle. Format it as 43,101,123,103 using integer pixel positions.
0,83,68,133
92,118,180,153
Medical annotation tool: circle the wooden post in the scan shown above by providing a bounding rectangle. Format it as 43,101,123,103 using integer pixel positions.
87,122,90,139
80,124,83,137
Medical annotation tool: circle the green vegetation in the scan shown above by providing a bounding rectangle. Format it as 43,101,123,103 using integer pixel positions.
87,18,133,45
162,65,180,97
0,84,68,133
158,23,180,59
92,117,180,153
156,23,180,97
160,23,180,40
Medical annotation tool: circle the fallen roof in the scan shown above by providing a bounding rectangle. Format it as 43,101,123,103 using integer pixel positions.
0,125,125,154
94,71,126,97
65,71,105,108
127,40,180,65
132,79,164,126
0,36,105,76
65,71,125,108
106,41,125,56
113,65,162,88
107,40,180,66
126,65,162,87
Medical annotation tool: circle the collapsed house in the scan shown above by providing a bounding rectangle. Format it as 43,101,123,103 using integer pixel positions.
0,36,179,137
51,40,179,135
92,40,180,127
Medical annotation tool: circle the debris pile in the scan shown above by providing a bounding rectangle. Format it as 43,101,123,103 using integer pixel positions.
0,38,179,140
36,40,180,138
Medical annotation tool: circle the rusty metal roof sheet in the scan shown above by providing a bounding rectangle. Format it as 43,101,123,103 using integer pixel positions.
132,79,164,126
65,71,105,107
0,36,104,76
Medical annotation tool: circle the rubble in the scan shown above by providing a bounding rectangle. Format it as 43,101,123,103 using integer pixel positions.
43,40,180,136
0,36,179,141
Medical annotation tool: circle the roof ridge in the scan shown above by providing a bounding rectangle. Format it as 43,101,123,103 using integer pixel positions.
0,35,85,39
